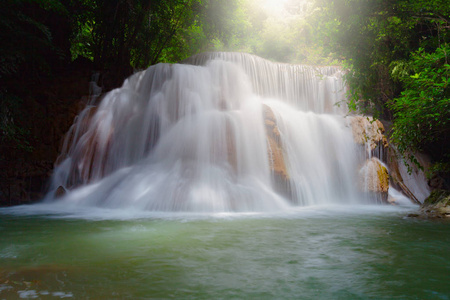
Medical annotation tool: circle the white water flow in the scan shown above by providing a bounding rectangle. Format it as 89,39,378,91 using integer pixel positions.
47,53,372,212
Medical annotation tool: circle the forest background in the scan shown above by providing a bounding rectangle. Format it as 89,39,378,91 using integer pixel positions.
1,0,449,204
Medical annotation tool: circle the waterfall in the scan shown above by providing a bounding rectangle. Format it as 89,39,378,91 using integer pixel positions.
184,52,347,115
46,52,382,212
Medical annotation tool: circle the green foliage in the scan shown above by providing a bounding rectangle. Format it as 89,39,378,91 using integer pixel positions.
70,20,95,61
67,0,347,67
390,45,450,158
66,0,251,70
0,93,32,154
0,0,60,79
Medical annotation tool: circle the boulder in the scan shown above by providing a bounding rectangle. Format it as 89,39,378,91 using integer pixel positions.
359,158,389,203
54,186,66,198
420,189,450,218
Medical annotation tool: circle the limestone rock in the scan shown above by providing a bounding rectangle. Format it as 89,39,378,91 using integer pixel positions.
55,186,66,198
262,105,289,181
359,158,389,202
386,145,430,204
420,189,450,218
349,116,387,152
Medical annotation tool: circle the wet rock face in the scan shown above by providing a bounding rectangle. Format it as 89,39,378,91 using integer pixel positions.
385,145,431,204
56,105,115,188
262,105,289,181
359,158,389,203
349,116,388,153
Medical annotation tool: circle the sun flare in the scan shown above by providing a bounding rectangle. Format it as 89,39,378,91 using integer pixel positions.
263,0,289,12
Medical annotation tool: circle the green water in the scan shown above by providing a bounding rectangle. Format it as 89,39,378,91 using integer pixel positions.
0,205,449,299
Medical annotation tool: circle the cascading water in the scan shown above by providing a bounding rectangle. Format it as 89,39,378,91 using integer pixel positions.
46,53,381,212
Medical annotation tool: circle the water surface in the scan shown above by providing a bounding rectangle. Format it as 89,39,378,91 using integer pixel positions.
1,205,449,299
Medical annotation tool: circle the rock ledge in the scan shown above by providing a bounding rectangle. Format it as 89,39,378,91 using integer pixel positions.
420,189,450,218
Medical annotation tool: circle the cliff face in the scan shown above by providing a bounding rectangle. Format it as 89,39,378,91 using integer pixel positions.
386,146,431,204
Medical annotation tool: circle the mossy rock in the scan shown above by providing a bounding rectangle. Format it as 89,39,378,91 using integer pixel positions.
423,190,450,206
376,164,389,193
419,189,450,219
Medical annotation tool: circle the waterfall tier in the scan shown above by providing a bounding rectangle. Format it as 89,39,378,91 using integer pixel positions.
184,52,346,114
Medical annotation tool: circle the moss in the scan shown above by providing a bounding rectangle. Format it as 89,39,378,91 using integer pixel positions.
423,190,450,206
376,164,389,193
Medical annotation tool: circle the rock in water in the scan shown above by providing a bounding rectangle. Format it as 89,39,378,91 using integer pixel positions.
359,158,389,203
420,190,450,218
55,186,66,198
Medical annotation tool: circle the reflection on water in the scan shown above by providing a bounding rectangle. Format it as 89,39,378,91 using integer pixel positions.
0,205,449,299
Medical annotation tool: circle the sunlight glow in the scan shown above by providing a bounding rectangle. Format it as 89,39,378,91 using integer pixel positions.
263,0,289,12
